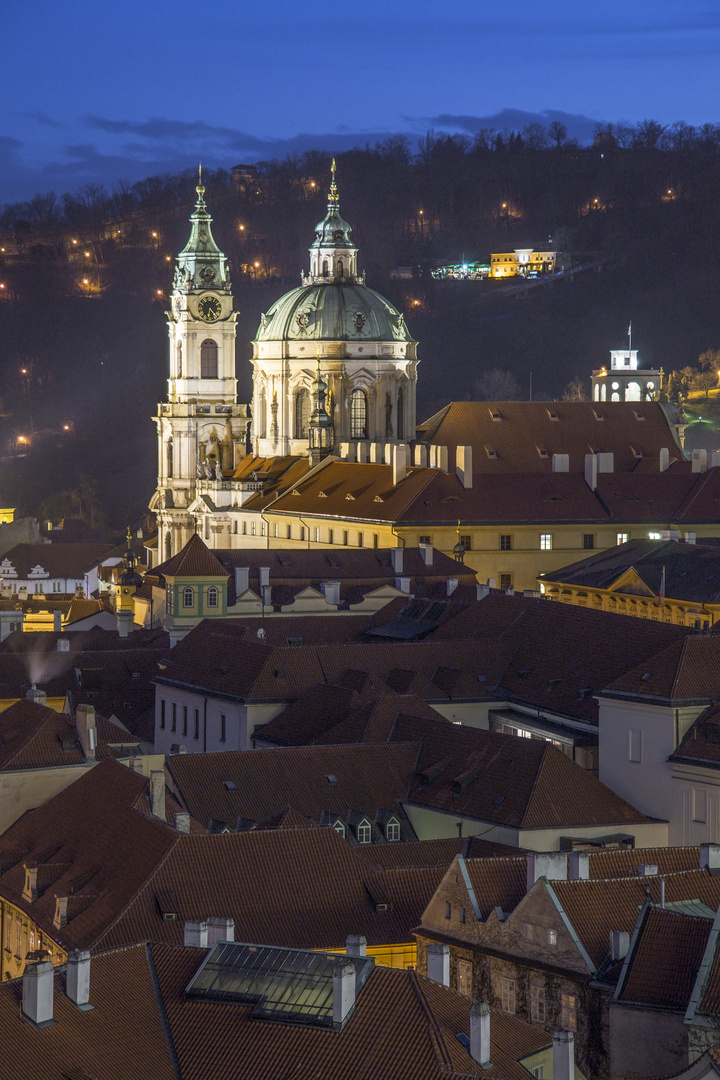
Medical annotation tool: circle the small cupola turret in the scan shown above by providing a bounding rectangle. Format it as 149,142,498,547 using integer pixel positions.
304,160,360,285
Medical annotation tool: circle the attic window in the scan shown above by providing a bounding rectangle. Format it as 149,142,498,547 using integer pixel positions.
485,446,498,459
274,669,286,678
286,636,303,646
490,410,501,421
424,499,434,506
318,491,327,498
374,495,384,503
537,447,549,458
291,489,301,495
224,780,237,791
494,795,505,805
631,447,643,458
579,688,593,700
345,493,355,501
593,409,604,421
356,819,372,844
634,411,645,421
332,819,345,837
443,495,461,503
641,673,652,682
547,678,562,689
326,774,338,784
546,409,559,421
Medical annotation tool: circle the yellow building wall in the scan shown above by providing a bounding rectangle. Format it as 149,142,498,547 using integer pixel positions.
542,582,717,628
0,697,65,713
323,942,417,970
0,898,65,981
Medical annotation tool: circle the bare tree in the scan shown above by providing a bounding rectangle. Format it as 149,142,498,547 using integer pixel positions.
473,369,521,400
548,121,568,149
562,377,588,402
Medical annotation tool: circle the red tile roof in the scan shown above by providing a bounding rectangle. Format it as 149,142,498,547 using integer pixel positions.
604,635,720,702
0,542,114,579
0,699,139,770
619,906,713,1008
154,533,227,578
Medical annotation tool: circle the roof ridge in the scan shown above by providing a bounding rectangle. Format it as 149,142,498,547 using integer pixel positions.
519,741,551,829
407,969,456,1073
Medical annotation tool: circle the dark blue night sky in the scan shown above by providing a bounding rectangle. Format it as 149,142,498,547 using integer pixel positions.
4,0,720,202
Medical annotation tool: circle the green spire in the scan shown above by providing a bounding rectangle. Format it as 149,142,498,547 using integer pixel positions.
174,169,230,293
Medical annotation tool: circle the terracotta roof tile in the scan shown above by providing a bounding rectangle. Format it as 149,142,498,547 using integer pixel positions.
619,906,712,1008
605,635,720,702
154,534,227,578
0,542,114,579
0,699,139,770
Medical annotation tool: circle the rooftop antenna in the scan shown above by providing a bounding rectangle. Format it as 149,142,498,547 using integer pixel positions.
628,319,633,357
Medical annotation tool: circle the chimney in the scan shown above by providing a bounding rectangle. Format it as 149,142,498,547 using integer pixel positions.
553,1031,575,1080
469,1002,492,1068
234,567,249,596
435,446,449,472
56,636,70,652
610,930,630,962
692,449,708,473
552,454,569,473
66,949,91,1009
638,863,658,877
26,687,47,707
391,547,404,574
150,770,166,820
700,843,720,873
685,531,697,545
568,852,590,880
447,577,459,596
22,961,55,1028
426,943,450,986
356,441,368,463
414,444,428,467
477,584,490,600
584,453,598,490
384,442,394,466
207,916,235,945
597,452,614,473
338,441,352,461
322,581,341,606
396,576,411,593
75,704,96,762
456,445,473,489
711,451,720,468
526,852,568,891
23,863,39,903
346,934,367,957
369,442,382,463
419,542,433,566
261,585,272,608
660,447,670,472
184,920,208,948
333,961,356,1025
53,609,62,632
117,610,132,639
173,811,190,833
170,744,187,756
392,444,407,486
259,567,270,589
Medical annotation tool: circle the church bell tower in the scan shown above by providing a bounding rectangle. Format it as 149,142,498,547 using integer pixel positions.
150,170,249,563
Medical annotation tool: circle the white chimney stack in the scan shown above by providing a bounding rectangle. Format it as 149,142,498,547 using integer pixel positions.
234,567,249,596
700,843,720,872
426,944,450,986
346,935,367,957
392,444,407,486
207,917,235,945
597,452,614,473
322,581,341,606
22,961,55,1027
391,548,404,574
259,567,270,588
75,704,97,762
660,447,670,472
333,961,356,1025
526,852,568,891
174,811,190,833
692,449,708,473
477,584,490,600
610,930,630,961
553,1030,575,1080
184,920,208,948
567,852,590,880
419,542,433,566
469,1002,492,1068
456,445,473,489
53,609,62,632
396,576,411,593
150,770,166,820
26,687,47,707
447,577,459,596
638,863,658,877
584,453,598,490
414,444,428,467
66,949,91,1009
552,454,569,473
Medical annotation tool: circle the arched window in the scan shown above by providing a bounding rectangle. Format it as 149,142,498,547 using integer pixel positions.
207,586,218,608
625,381,641,402
337,258,344,278
600,384,607,401
166,439,173,478
200,339,218,378
351,389,367,439
396,385,405,440
183,587,194,608
322,259,329,277
295,388,310,439
176,341,182,378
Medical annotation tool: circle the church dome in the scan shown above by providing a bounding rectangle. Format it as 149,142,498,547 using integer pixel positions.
256,282,415,344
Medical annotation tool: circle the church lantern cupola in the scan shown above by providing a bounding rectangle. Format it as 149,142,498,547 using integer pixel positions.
305,159,359,284
308,358,334,468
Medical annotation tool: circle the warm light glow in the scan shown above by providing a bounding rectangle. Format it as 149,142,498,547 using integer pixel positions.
82,278,89,284
165,256,171,261
238,224,245,230
84,251,91,257
0,284,5,289
411,299,421,306
254,261,260,267
63,425,69,430
152,231,158,238
502,203,507,208
20,368,26,374
156,289,162,295
72,239,78,245
17,437,25,444
310,182,315,187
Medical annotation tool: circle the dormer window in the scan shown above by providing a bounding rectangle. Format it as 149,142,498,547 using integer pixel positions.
356,819,372,844
332,820,345,838
385,818,400,842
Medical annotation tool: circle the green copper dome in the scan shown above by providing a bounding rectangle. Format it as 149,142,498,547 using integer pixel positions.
256,283,415,344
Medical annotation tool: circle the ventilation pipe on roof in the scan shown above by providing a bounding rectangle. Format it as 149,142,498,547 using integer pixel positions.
22,961,55,1027
414,444,428,467
392,444,407,486
447,578,459,597
391,548,404,574
552,454,569,473
597,452,614,473
184,920,208,948
711,451,720,468
700,844,720,873
234,567,249,596
584,454,598,491
150,770,166,820
259,567,270,589
117,609,132,639
207,917,235,945
261,585,272,608
692,449,708,473
75,704,96,762
456,445,473,489
332,961,356,1025
346,935,367,957
419,542,433,566
26,687,47,707
660,447,670,473
173,812,190,833
396,576,411,593
610,930,630,962
477,585,490,600
661,530,679,541
567,852,590,880
526,852,568,891
553,1030,575,1080
469,1002,492,1068
322,581,341,606
426,944,450,986
66,950,92,1009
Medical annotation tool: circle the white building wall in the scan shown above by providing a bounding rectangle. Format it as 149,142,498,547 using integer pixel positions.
670,762,720,846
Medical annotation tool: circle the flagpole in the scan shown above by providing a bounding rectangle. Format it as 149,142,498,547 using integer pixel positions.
628,320,632,358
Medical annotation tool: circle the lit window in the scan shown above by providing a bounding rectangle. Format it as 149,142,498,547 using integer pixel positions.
548,929,557,946
183,587,194,608
561,993,576,1031
386,819,400,841
617,532,629,545
457,960,472,998
531,984,546,1023
295,388,310,439
207,586,218,608
540,534,552,550
357,820,372,844
649,531,662,540
351,389,367,438
314,527,320,543
501,977,516,1014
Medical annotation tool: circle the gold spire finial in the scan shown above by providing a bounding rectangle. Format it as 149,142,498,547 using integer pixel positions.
329,158,338,204
126,526,132,545
197,162,205,196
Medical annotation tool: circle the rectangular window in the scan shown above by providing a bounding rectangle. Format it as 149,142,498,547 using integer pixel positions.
649,531,662,540
583,534,595,549
299,527,305,541
328,529,334,545
357,822,371,844
314,527,320,543
171,703,177,733
419,535,432,545
459,905,466,924
540,534,552,550
693,788,708,823
182,706,188,737
445,902,451,920
548,929,557,946
194,709,200,741
242,521,247,535
342,530,348,546
274,523,279,538
501,977,516,1014
252,521,256,536
531,985,546,1023
261,522,266,536
457,960,472,998
532,1067,544,1079
523,923,533,941
500,573,513,589
500,534,512,551
220,714,226,743
160,699,166,730
617,532,629,545
629,729,643,763
358,532,364,548
460,535,472,552
561,993,577,1031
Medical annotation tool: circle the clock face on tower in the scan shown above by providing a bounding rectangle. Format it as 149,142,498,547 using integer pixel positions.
197,295,222,322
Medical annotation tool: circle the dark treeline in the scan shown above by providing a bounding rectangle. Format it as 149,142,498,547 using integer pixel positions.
2,118,720,530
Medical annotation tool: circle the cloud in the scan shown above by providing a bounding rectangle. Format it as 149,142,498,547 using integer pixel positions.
406,110,602,143
23,111,63,129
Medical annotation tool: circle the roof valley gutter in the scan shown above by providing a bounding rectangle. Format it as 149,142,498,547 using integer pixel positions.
145,943,183,1080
